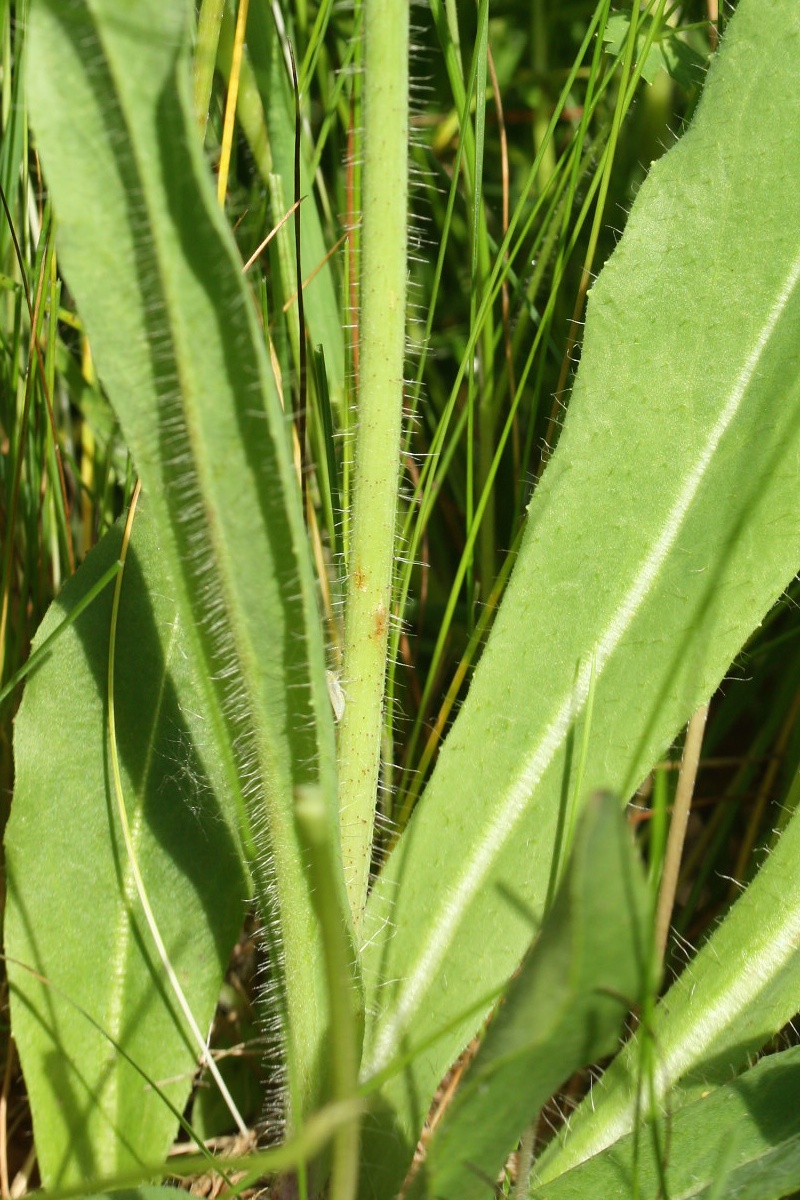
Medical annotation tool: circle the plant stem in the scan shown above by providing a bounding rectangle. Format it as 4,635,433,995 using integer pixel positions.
338,0,408,930
654,702,709,966
217,0,250,205
294,786,362,1200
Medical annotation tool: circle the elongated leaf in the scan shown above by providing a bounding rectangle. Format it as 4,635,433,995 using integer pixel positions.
535,766,800,1183
25,0,349,1132
238,9,347,416
414,794,649,1200
532,1047,800,1200
358,1,800,1190
80,1190,181,1200
6,504,246,1185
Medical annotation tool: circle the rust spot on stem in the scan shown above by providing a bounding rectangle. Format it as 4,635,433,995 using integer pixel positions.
372,603,387,641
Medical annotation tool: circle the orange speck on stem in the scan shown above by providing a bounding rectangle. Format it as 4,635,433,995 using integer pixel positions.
372,603,388,641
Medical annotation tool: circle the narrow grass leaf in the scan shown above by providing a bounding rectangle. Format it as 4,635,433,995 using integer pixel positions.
243,9,346,415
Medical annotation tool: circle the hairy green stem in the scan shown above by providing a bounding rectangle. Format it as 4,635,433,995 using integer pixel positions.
294,786,363,1200
338,0,408,929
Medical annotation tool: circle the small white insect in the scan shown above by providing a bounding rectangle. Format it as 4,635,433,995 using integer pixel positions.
326,670,346,723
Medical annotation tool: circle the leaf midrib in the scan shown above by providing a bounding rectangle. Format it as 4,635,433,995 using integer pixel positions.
94,7,286,827
365,245,800,1079
105,605,177,1163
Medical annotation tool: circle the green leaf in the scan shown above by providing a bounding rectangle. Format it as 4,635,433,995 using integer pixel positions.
532,1047,800,1200
414,794,649,1200
5,504,247,1185
535,766,800,1183
603,12,663,85
603,12,706,90
25,0,350,1131
78,1190,181,1200
358,0,800,1189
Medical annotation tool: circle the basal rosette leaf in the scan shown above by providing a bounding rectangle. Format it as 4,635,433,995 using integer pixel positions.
6,504,247,1184
24,0,349,1144
358,2,800,1192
